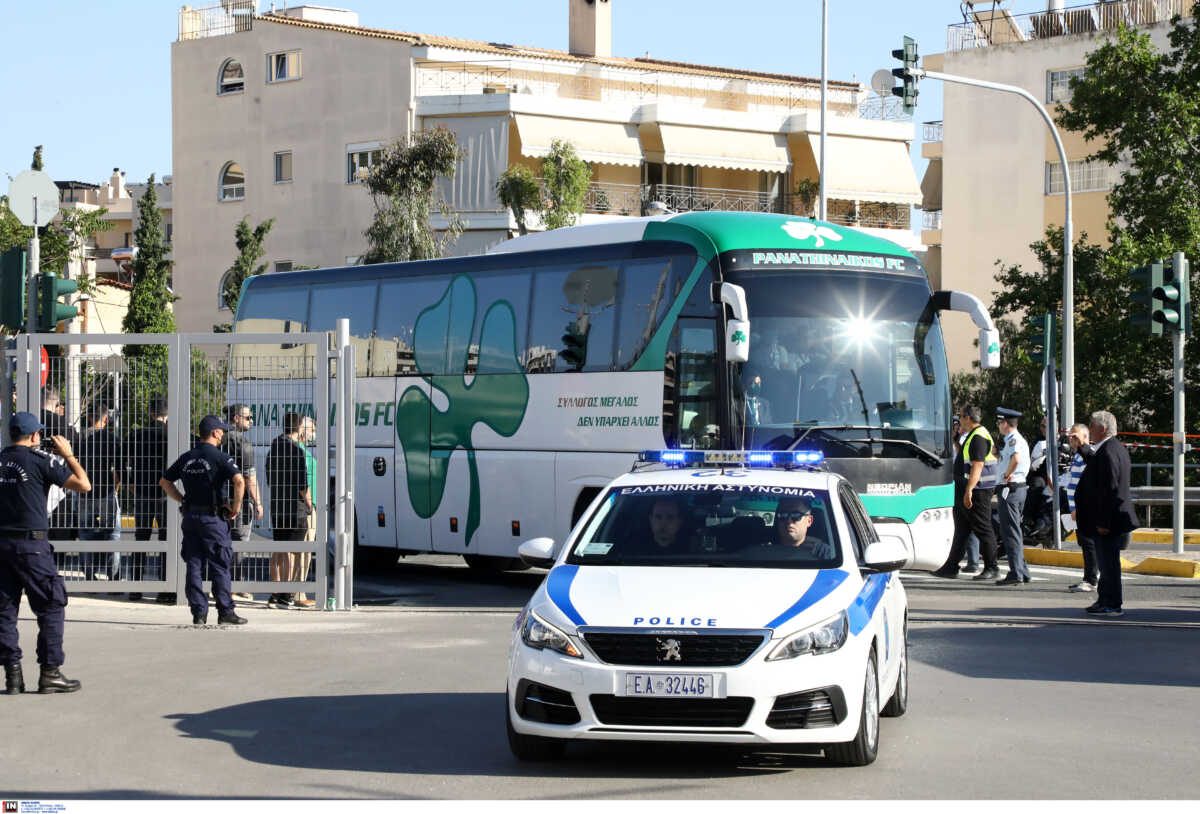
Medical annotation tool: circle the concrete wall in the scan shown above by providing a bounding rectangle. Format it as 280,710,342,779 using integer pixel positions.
172,20,414,331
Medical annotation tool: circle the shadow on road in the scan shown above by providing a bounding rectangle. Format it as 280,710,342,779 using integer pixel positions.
909,623,1200,687
354,558,544,610
166,691,826,778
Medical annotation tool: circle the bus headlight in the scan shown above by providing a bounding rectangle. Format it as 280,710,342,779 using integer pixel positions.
766,612,848,660
917,507,952,524
520,610,583,658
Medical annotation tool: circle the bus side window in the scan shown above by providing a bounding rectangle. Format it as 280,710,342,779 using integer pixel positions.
527,263,617,373
465,270,531,375
376,277,456,376
665,318,718,448
614,256,674,370
309,281,378,377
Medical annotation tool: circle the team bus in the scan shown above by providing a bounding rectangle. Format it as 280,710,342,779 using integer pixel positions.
232,211,1000,571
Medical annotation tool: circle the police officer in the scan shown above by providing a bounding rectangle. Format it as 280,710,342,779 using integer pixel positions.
934,404,1001,580
158,415,248,626
994,407,1032,585
0,411,91,694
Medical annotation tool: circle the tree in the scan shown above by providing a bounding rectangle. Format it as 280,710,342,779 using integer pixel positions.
121,175,176,420
31,145,43,171
215,216,275,331
363,128,464,264
539,139,591,231
495,164,541,236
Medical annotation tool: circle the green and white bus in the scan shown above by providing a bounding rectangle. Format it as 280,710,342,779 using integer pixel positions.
233,212,1000,570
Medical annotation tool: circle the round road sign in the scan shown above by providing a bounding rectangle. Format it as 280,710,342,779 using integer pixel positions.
40,347,48,389
7,170,60,228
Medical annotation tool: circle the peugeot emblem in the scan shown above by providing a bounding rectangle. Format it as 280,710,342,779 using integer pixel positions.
656,637,682,662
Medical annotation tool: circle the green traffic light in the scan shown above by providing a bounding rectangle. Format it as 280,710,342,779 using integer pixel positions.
1130,262,1165,336
891,35,919,114
37,272,79,332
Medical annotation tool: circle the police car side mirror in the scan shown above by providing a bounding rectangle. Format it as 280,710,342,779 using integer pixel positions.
518,537,557,569
862,538,907,573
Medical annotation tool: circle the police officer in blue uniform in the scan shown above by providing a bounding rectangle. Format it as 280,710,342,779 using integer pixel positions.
1,412,92,694
159,415,248,626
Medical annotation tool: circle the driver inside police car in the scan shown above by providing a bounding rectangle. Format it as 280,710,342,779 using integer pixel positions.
772,496,833,558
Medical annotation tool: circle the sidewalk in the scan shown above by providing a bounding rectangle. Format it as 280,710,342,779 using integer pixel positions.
1025,531,1200,578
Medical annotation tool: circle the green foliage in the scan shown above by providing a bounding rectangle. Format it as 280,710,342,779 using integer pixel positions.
539,139,591,231
121,175,176,420
363,128,465,264
495,164,541,235
215,216,275,331
793,177,819,218
31,145,43,171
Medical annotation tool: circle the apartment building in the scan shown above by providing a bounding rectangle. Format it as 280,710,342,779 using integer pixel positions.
171,0,924,333
921,0,1187,371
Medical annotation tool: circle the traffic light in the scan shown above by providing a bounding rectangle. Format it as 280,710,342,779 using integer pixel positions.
560,319,589,371
891,35,919,114
1029,312,1056,367
37,272,78,332
1153,255,1191,336
1129,261,1165,337
1,248,27,331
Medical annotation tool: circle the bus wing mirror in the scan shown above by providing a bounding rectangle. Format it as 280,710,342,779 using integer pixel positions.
931,290,1001,370
720,283,750,364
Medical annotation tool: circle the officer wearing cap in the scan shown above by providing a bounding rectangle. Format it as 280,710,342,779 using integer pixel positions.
159,415,248,626
0,411,91,694
994,407,1032,585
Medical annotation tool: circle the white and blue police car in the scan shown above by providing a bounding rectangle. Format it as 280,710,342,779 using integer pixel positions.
506,449,909,766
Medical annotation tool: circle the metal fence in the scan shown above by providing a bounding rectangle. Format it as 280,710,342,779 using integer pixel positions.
948,0,1192,52
6,332,342,608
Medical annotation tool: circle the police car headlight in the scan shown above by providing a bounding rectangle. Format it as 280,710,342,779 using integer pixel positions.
765,611,849,660
520,609,583,658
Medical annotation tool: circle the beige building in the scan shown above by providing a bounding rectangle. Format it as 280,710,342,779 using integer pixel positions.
922,0,1188,371
171,0,925,333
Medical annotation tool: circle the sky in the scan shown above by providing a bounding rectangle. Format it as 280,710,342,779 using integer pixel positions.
0,0,1061,187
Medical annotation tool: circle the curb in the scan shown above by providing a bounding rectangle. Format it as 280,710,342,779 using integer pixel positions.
1131,530,1200,546
1022,546,1198,578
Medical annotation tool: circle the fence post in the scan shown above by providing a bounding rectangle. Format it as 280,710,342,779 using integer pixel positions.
315,333,331,610
168,334,186,603
333,319,355,610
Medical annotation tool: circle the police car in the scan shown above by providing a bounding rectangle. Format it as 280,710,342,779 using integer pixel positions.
506,449,909,766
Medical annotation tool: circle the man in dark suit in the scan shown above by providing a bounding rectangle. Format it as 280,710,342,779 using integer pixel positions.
1073,410,1139,617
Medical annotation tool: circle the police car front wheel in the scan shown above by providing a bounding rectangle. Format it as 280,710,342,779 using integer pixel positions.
505,690,567,762
824,650,880,767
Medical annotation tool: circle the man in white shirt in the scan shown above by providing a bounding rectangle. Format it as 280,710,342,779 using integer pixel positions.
994,407,1031,585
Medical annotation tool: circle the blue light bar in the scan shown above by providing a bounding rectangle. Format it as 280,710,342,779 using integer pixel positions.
638,449,824,467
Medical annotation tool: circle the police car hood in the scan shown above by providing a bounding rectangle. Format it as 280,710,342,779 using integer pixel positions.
541,564,854,633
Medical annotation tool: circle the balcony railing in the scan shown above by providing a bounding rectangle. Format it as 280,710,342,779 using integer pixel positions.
417,60,861,114
923,121,944,143
528,181,912,229
178,1,254,41
948,0,1191,52
921,210,943,230
857,95,914,123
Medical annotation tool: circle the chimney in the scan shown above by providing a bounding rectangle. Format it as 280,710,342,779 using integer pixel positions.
569,0,611,58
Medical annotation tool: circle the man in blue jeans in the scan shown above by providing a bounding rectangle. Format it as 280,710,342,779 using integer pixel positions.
76,405,123,582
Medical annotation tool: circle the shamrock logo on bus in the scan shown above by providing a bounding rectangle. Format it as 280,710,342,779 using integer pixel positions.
781,220,843,248
395,276,530,547
731,330,747,345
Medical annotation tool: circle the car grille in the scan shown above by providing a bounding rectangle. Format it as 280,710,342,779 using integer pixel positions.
516,679,581,725
581,631,767,666
589,695,754,728
766,688,846,729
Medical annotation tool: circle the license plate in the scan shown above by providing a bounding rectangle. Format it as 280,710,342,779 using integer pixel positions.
621,672,718,698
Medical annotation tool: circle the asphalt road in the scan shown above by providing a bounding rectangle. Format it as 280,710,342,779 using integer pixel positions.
2,556,1198,800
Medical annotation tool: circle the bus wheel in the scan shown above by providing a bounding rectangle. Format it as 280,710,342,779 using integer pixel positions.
464,554,528,572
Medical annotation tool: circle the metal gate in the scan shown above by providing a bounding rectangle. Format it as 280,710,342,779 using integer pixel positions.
4,331,349,608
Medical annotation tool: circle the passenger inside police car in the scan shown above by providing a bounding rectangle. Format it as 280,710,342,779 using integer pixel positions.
625,497,693,556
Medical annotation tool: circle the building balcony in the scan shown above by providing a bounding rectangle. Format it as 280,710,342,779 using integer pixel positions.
921,210,942,230
178,1,254,41
532,180,911,230
948,0,1192,52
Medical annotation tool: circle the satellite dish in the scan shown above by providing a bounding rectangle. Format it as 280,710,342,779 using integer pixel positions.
871,68,896,97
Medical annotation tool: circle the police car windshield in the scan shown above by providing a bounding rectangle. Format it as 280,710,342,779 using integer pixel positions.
567,485,841,569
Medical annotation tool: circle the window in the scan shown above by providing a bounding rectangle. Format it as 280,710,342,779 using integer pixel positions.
665,319,718,449
468,270,531,375
615,255,682,369
123,232,131,248
346,142,383,183
1045,159,1117,195
218,58,244,95
218,270,234,310
232,286,309,333
219,162,245,201
274,151,293,184
266,50,301,83
274,261,292,275
1047,67,1085,103
527,262,618,373
375,277,456,375
165,223,173,244
309,281,378,337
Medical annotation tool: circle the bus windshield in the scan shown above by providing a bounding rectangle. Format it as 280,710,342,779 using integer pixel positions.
729,268,950,458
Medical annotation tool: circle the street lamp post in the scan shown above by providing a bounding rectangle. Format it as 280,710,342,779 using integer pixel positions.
818,0,828,222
